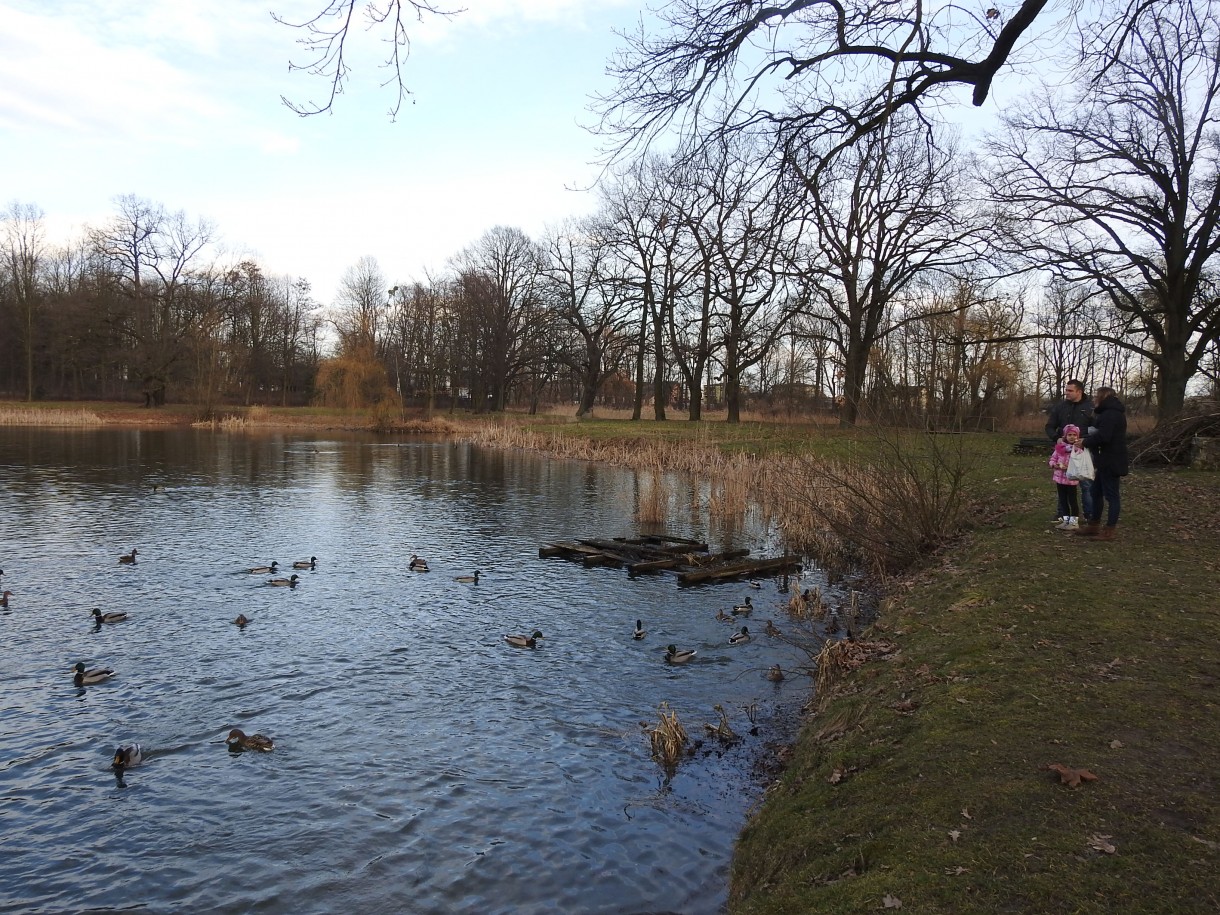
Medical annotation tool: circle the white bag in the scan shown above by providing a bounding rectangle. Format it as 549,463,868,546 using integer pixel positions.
1066,447,1095,482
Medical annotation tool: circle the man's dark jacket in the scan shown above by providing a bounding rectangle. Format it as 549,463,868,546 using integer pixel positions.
1081,394,1129,476
1046,397,1093,441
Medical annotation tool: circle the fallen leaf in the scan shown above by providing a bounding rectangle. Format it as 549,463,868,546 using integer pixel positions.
961,807,973,819
1045,763,1099,788
944,865,969,875
882,894,903,909
948,829,961,843
829,766,845,784
1088,833,1116,854
1110,740,1124,749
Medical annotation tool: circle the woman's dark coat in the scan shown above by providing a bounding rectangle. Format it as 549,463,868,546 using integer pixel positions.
1081,394,1129,476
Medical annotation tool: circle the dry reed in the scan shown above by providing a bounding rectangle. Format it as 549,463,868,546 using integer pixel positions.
704,703,739,743
0,407,103,426
647,703,689,774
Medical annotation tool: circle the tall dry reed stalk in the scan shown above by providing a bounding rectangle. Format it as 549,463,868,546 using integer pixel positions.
648,703,689,775
636,465,670,526
0,408,103,426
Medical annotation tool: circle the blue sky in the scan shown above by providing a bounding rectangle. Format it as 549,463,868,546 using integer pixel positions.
0,0,642,303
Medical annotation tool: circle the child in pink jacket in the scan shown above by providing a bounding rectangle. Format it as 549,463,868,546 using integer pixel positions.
1048,424,1083,530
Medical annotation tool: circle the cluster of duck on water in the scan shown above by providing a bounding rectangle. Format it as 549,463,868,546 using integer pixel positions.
650,593,762,665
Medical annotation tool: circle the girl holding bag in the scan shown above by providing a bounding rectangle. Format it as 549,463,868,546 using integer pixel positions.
1049,424,1086,530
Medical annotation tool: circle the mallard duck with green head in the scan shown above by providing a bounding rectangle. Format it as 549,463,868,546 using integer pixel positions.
247,561,278,574
665,645,697,664
292,557,317,570
118,548,138,564
729,625,752,645
268,574,299,587
504,630,543,648
226,728,274,752
633,619,646,640
92,608,129,624
455,571,480,583
73,662,115,686
731,597,753,616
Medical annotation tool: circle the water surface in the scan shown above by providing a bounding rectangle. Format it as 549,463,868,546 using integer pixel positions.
0,428,818,914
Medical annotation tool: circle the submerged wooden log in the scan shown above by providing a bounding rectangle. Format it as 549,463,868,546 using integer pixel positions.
677,555,802,586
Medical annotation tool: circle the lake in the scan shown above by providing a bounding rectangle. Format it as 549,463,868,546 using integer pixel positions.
0,427,822,914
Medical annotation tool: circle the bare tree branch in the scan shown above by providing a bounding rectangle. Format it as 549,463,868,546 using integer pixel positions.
274,0,462,118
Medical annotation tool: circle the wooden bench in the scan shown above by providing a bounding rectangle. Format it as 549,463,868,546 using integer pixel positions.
1012,437,1048,455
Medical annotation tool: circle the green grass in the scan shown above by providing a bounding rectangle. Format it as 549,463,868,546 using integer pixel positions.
728,446,1220,914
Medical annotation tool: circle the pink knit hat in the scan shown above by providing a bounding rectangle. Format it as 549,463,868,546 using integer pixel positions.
1063,424,1080,437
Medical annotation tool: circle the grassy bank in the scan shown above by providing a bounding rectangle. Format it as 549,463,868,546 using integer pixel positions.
7,403,1217,910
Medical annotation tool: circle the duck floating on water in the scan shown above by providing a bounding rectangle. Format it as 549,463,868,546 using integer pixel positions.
112,744,143,771
92,608,128,624
454,571,480,583
268,574,299,587
504,630,543,648
248,561,278,574
226,728,274,752
729,626,752,645
233,614,250,628
292,557,317,570
118,549,138,565
665,645,697,664
767,665,785,682
0,590,11,608
73,662,115,686
408,554,430,572
715,608,732,622
633,619,646,640
731,597,753,616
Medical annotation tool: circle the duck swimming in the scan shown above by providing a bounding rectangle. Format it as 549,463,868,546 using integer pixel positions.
226,728,274,752
248,561,278,574
73,662,114,686
731,597,753,616
454,571,480,583
633,619,646,640
268,574,299,587
729,625,752,645
112,744,143,771
504,630,543,648
92,608,129,624
665,645,697,664
233,614,250,628
0,590,11,608
292,557,317,570
767,665,785,682
715,608,732,622
118,548,138,564
408,555,430,572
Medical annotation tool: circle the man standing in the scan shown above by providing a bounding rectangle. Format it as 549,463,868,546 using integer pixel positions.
1046,380,1094,523
1075,387,1129,541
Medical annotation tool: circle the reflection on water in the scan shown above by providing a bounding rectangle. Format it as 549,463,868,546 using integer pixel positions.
0,428,819,914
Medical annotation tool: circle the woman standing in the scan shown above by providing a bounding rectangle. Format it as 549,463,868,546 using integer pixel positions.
1075,387,1129,541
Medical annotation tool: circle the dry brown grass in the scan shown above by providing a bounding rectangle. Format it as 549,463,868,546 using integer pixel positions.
0,407,103,426
647,703,689,775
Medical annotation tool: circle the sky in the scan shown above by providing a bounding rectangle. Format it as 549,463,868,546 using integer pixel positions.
0,0,644,304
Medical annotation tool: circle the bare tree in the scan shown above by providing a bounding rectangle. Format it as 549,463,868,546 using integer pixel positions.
989,0,1220,420
333,255,388,355
541,217,635,418
89,195,215,405
790,119,985,425
451,226,548,412
2,202,46,401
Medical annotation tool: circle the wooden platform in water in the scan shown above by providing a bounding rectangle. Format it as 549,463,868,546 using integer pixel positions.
539,532,800,585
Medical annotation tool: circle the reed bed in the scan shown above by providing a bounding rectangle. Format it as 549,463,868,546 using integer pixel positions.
0,407,103,426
